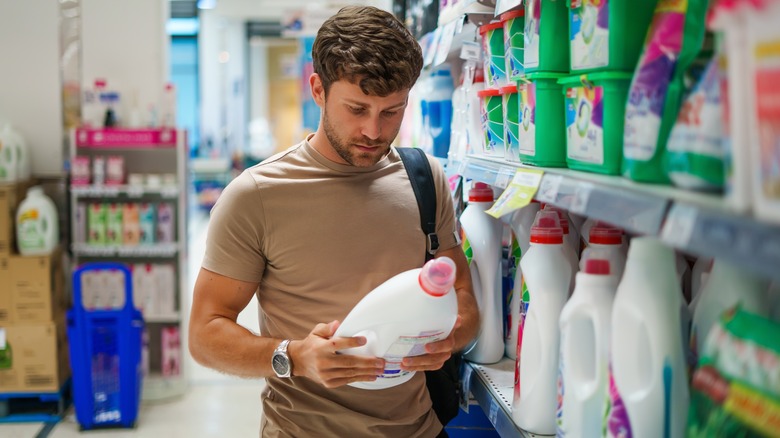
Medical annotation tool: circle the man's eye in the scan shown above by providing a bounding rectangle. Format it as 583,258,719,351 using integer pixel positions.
382,111,399,117
349,107,365,114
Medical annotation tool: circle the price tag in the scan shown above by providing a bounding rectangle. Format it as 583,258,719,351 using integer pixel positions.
494,167,516,189
460,41,482,62
569,182,594,215
488,399,499,426
495,0,523,15
536,174,563,204
0,328,6,349
486,168,544,218
661,204,698,247
433,21,458,66
455,14,465,34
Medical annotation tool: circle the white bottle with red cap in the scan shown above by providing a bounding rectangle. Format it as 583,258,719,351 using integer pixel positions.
512,210,573,434
503,201,541,359
557,252,618,437
541,205,579,292
580,222,627,281
335,257,459,390
460,182,504,364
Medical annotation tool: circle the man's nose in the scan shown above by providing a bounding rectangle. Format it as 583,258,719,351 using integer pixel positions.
361,114,381,140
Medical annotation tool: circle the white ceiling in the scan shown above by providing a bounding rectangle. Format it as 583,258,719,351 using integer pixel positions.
206,0,392,21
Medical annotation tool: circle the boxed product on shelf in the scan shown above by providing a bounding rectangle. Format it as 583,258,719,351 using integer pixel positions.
138,203,156,245
156,203,175,243
6,246,66,323
0,257,10,322
71,156,91,186
559,71,633,175
0,318,70,393
524,0,569,74
122,203,140,245
106,203,123,246
567,0,657,74
161,326,181,377
87,203,107,246
517,72,567,167
105,156,125,185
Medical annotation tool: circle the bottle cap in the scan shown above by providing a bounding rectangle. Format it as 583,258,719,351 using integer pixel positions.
419,257,457,297
542,205,570,234
530,211,564,244
589,222,623,245
469,182,494,202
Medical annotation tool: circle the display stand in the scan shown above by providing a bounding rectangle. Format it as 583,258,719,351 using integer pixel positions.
69,127,188,401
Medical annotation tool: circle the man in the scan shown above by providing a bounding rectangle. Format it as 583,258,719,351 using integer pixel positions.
188,6,479,437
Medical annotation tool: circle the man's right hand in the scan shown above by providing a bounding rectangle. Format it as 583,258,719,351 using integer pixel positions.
288,320,386,388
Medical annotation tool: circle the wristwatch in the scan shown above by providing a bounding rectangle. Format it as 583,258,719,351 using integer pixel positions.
271,339,292,378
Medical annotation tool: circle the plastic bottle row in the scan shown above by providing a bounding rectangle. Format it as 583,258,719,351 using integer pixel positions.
71,154,177,188
75,202,176,247
459,181,780,436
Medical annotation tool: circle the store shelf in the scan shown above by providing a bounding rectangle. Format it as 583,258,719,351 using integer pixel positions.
72,243,179,258
71,184,179,199
454,155,780,282
467,359,552,438
0,380,71,424
74,127,178,148
439,0,496,27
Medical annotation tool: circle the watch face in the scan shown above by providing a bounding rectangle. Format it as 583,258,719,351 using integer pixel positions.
272,354,289,376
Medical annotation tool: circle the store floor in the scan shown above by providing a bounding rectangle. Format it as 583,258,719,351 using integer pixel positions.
0,208,267,437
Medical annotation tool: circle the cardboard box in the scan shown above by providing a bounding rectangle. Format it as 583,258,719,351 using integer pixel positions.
0,257,10,323
0,180,37,255
8,247,66,323
0,319,70,393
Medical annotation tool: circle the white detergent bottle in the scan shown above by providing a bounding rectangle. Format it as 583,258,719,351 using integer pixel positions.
580,222,627,282
608,237,689,438
7,126,30,181
689,257,713,311
557,253,618,438
503,201,541,359
461,182,504,364
512,211,573,434
16,186,59,256
0,124,19,183
542,205,579,292
691,259,769,359
335,257,459,390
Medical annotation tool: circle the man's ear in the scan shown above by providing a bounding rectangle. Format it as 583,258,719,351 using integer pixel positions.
310,73,325,107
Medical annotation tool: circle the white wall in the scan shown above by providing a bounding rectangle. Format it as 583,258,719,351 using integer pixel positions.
0,0,64,177
81,0,170,128
198,10,246,156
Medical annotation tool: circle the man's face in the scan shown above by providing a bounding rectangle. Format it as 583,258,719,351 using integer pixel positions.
313,76,409,167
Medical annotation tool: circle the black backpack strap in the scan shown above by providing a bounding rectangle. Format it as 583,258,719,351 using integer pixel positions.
397,147,439,261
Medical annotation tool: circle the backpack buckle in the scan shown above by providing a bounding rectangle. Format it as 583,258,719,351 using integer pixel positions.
426,233,439,256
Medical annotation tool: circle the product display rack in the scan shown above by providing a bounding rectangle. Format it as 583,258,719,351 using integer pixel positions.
454,155,780,284
68,127,188,401
465,360,550,438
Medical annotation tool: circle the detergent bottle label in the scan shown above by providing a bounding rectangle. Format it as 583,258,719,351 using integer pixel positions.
604,364,632,438
18,209,44,249
570,0,610,71
556,339,566,437
461,229,474,265
565,85,605,165
380,331,447,380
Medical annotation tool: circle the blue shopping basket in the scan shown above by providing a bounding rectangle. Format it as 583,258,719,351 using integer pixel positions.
67,262,144,429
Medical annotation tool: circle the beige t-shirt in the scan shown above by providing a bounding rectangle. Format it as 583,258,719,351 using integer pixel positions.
202,139,459,437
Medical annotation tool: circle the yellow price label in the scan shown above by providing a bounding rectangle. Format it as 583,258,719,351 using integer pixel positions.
486,168,544,219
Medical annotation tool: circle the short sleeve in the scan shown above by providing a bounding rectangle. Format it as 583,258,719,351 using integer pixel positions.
201,171,267,283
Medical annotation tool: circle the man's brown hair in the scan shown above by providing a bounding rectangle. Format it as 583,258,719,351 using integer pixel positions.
312,6,424,97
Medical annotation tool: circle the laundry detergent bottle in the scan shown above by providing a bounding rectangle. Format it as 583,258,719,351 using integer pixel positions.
512,211,573,434
579,222,627,281
335,257,459,390
557,253,618,437
16,186,59,256
690,258,769,361
503,201,541,359
461,182,504,364
608,237,689,438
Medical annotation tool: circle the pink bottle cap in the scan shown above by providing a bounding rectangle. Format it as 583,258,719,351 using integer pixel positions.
530,211,564,244
469,182,494,202
419,257,457,297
